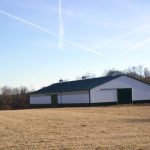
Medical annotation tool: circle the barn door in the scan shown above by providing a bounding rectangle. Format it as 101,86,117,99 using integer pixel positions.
117,88,132,104
51,94,58,107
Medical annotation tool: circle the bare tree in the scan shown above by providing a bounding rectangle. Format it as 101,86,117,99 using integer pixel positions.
0,86,29,110
125,65,144,79
0,86,12,109
104,65,150,83
0,86,12,95
77,72,96,80
144,67,150,78
104,69,123,76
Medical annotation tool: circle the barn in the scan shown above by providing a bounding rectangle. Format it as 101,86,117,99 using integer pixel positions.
30,75,150,107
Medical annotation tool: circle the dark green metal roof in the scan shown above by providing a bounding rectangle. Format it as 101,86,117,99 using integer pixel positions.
32,75,122,94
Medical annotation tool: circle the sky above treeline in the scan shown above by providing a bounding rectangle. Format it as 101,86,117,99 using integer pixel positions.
0,0,150,90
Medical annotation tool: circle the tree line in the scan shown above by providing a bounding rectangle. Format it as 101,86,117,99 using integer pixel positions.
0,86,30,110
77,65,150,83
104,65,150,83
1,65,150,110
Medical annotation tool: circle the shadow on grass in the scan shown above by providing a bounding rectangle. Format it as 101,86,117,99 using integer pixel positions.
123,118,150,123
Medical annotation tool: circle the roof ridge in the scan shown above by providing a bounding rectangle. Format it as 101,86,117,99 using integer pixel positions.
31,75,123,94
54,74,122,84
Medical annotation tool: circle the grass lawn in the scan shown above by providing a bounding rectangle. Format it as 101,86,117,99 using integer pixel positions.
0,104,150,150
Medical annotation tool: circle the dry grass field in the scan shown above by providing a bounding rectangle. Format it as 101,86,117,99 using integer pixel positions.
0,104,150,150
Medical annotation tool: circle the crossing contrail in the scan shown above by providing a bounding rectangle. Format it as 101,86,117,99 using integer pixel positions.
92,25,149,50
59,0,64,50
116,38,150,58
0,9,58,37
0,9,103,56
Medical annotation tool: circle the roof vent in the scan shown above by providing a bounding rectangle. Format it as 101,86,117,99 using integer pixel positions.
82,76,87,80
59,79,63,83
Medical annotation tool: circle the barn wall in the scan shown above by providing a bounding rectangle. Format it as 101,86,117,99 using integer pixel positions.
58,91,89,104
30,95,51,104
92,89,117,103
91,76,150,103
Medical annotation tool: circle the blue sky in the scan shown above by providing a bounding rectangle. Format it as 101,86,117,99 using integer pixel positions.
0,0,150,90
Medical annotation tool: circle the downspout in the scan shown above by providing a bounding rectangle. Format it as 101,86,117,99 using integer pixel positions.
60,83,63,107
60,92,62,107
131,88,133,104
88,90,91,105
117,89,119,105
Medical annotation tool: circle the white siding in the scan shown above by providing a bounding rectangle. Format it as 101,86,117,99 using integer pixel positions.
90,75,150,103
58,91,89,104
30,95,51,104
94,90,117,103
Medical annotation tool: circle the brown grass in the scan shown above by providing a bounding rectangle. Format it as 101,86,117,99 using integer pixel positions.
0,104,150,150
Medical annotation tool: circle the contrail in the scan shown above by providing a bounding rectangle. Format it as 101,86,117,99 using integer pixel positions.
59,0,64,50
92,25,149,50
0,9,58,37
116,38,150,58
0,9,103,56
